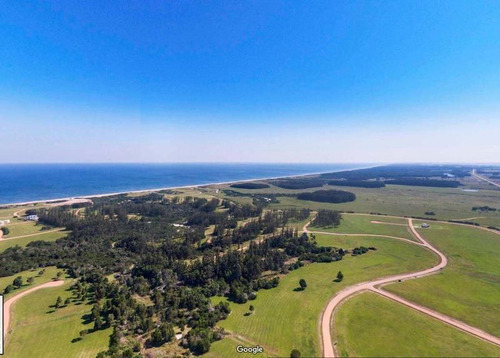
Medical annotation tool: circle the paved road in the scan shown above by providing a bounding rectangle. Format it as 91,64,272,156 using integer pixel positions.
309,218,500,357
3,280,65,339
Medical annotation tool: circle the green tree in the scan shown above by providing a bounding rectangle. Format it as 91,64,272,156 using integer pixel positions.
299,279,307,289
27,276,34,284
291,349,301,358
336,271,344,282
55,296,62,309
151,323,175,347
94,316,104,330
64,297,71,306
249,305,254,312
1,227,9,235
13,276,23,288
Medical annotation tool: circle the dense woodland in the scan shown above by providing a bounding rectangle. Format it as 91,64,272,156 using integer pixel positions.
0,193,348,356
269,179,325,189
320,164,472,180
229,183,270,189
297,190,356,204
328,180,385,188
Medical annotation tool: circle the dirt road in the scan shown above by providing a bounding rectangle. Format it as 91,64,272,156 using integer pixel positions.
3,280,65,338
313,218,500,357
472,170,500,189
0,228,65,241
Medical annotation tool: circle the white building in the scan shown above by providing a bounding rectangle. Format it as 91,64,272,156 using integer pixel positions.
26,214,39,221
0,219,10,226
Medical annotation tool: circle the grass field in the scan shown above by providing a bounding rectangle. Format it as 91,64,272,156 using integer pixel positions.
310,214,415,241
5,281,112,358
334,292,500,357
207,234,438,357
2,221,54,237
0,230,69,252
0,267,62,299
0,203,47,220
385,222,500,336
212,183,500,226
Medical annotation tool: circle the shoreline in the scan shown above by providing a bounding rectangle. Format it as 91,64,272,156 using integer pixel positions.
0,164,378,207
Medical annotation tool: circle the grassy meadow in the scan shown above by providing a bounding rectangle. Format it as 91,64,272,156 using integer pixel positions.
208,234,437,357
310,213,415,241
5,281,111,358
0,267,62,299
212,182,500,227
334,292,500,357
385,222,500,336
0,230,69,252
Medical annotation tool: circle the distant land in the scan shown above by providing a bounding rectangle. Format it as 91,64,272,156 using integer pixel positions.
0,163,367,205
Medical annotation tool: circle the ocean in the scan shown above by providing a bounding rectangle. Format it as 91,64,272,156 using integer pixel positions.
0,163,366,205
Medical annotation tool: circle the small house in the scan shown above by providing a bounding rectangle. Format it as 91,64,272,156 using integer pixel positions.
26,214,39,221
421,223,430,228
0,219,10,226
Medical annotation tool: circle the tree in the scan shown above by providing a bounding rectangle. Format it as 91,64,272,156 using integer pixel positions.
94,316,104,330
27,276,34,284
249,305,254,312
299,279,307,289
3,284,14,294
151,323,175,347
1,227,9,235
56,271,63,279
336,271,344,282
13,276,23,288
291,349,301,358
64,297,71,306
55,296,62,309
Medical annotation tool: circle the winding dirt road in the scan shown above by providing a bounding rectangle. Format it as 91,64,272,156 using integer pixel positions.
306,218,500,357
3,280,65,338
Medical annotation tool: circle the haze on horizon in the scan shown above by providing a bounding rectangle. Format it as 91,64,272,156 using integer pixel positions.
1,1,499,164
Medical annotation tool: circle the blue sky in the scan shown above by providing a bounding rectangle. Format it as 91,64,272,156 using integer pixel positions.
1,1,499,163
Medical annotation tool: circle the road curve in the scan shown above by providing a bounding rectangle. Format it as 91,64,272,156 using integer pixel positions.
3,280,65,338
316,218,500,357
342,212,500,236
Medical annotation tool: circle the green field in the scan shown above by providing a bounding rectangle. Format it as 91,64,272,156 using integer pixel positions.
213,183,500,227
385,222,500,336
310,213,415,241
2,221,55,237
5,281,111,358
0,267,62,299
334,292,500,357
208,234,438,357
0,230,69,252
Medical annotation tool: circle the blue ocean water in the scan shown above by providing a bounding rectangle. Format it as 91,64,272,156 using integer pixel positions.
0,163,367,205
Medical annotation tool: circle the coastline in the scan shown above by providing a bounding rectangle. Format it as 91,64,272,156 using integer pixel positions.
0,164,378,207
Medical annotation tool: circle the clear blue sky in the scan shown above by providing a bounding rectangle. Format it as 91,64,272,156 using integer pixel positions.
1,1,499,163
